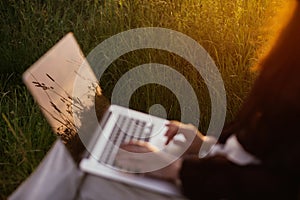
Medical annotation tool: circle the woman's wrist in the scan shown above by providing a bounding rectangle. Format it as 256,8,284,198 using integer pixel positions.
172,158,183,181
146,157,183,182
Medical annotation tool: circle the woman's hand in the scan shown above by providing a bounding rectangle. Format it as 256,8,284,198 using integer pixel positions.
115,141,159,173
120,140,159,153
165,121,205,155
116,141,182,182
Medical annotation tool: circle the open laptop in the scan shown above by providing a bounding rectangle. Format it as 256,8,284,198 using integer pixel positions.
23,33,189,196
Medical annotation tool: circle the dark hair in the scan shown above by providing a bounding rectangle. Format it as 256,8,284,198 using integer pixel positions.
226,1,300,178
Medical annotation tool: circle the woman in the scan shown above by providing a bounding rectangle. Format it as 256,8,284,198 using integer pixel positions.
10,1,299,200
122,0,300,199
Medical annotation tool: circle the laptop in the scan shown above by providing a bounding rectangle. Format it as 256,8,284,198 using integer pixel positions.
23,33,188,196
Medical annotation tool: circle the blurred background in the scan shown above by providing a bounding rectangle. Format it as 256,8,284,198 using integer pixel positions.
0,0,285,198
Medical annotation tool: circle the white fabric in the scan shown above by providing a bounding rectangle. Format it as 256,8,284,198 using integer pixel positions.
9,139,187,200
9,140,83,200
198,136,218,158
77,175,186,200
209,135,261,165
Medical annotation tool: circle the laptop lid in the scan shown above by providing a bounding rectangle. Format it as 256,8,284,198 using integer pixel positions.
22,33,99,144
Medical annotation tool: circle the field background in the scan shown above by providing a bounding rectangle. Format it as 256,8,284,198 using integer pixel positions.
0,0,284,198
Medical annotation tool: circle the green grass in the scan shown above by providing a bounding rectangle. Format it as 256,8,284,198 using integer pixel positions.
0,0,284,198
0,74,56,198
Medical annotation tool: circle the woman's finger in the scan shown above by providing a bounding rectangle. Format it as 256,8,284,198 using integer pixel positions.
165,121,180,145
164,130,176,145
165,121,181,145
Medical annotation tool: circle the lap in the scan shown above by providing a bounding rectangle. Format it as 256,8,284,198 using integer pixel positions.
77,174,187,200
9,139,187,200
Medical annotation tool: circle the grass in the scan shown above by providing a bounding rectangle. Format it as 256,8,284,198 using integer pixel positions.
0,0,284,198
0,74,56,198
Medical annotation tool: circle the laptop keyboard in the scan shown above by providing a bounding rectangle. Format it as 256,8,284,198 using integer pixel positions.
99,114,153,166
